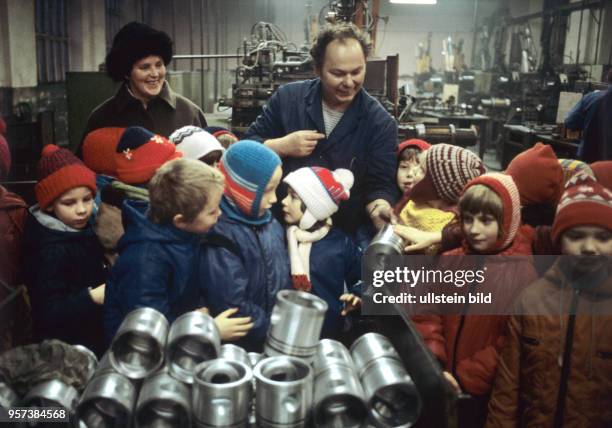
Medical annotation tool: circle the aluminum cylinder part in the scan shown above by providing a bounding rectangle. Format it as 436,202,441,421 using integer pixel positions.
220,344,250,367
359,357,421,428
166,311,220,384
313,363,367,428
350,333,401,377
109,307,168,380
265,290,328,361
135,371,191,428
77,372,137,428
73,344,99,381
0,382,18,410
254,356,313,428
22,379,79,413
366,224,405,257
248,352,263,368
192,359,252,428
313,339,354,376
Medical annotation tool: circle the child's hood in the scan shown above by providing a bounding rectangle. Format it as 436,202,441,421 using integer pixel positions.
118,199,200,249
462,173,521,252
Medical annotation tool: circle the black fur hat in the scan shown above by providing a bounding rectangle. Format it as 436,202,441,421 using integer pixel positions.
105,22,173,82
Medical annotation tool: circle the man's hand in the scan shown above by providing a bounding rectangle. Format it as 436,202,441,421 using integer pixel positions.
265,130,325,158
213,308,254,341
367,199,396,230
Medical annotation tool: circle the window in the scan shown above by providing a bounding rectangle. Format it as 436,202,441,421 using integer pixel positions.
35,0,69,83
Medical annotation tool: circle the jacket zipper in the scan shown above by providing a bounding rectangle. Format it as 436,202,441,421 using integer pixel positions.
553,287,581,428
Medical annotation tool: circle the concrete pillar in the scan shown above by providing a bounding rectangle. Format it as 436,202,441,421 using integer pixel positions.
0,0,37,88
68,0,107,72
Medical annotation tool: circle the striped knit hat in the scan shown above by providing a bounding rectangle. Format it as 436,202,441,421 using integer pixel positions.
462,172,521,250
410,144,485,204
115,126,182,184
219,140,281,219
82,127,125,176
169,126,224,161
35,144,97,209
558,158,594,184
551,172,612,243
283,167,354,229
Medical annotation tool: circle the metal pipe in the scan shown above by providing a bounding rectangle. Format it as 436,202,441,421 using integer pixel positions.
173,54,243,60
593,5,603,65
576,1,585,65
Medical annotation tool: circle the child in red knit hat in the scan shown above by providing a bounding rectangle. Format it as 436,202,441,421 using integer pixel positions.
22,144,108,356
0,122,31,351
488,172,612,427
412,172,538,426
396,139,430,196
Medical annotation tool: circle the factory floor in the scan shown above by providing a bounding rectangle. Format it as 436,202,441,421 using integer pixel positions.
205,111,503,172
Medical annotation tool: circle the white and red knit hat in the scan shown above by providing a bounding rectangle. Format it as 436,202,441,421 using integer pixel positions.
410,143,485,204
169,126,224,160
551,172,612,243
283,167,354,229
462,172,521,250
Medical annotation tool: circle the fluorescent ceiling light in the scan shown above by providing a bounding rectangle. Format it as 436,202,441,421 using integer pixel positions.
390,0,437,4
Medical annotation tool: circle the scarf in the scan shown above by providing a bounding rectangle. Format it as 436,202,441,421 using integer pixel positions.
287,218,331,291
220,196,271,226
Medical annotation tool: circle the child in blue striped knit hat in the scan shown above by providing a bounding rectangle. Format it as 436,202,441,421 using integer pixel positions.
198,140,291,351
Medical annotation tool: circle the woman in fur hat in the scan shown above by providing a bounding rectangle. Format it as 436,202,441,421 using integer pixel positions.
79,22,207,155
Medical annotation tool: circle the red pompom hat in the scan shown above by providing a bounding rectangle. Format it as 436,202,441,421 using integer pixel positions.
35,144,97,209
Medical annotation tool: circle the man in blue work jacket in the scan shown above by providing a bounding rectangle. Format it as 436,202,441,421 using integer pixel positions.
245,23,398,235
565,70,612,162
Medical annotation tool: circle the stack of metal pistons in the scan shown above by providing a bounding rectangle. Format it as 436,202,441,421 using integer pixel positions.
312,339,367,427
350,333,422,427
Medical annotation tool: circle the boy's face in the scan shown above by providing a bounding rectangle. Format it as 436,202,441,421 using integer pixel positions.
397,160,424,193
561,226,612,257
176,184,223,234
258,166,282,217
281,188,304,225
48,186,94,229
462,211,499,252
